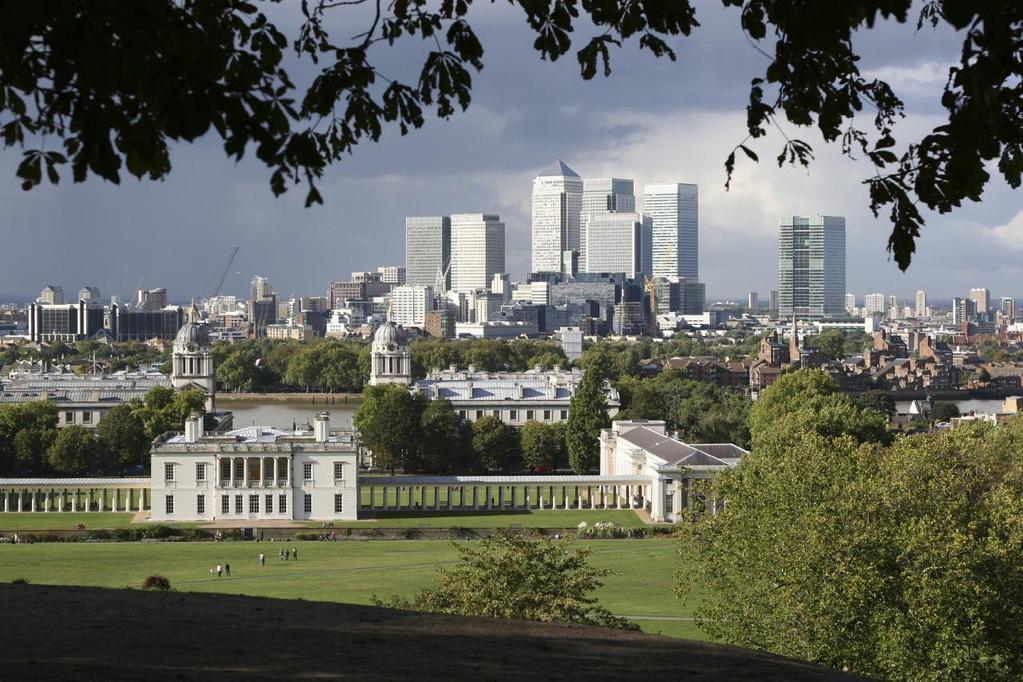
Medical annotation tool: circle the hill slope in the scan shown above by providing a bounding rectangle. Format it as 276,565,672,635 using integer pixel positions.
0,584,862,680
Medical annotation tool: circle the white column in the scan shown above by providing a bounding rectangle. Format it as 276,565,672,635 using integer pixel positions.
381,486,389,511
2,491,8,513
243,457,249,487
485,486,492,510
616,486,624,509
498,486,505,509
44,491,51,512
273,459,279,487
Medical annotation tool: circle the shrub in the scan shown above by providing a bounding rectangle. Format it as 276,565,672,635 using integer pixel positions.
142,575,171,591
87,529,112,541
179,528,209,541
10,578,29,585
295,532,319,541
138,524,177,539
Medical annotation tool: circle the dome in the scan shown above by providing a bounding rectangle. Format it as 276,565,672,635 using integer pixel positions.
373,320,407,346
175,321,210,346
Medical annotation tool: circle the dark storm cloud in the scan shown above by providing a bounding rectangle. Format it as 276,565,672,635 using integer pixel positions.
0,2,1018,304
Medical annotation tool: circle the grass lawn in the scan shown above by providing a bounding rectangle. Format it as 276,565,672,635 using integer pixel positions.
0,538,707,640
0,513,138,531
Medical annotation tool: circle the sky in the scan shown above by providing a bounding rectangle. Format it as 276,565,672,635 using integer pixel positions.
3,2,1022,304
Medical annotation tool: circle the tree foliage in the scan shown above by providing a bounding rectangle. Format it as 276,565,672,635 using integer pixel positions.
46,425,108,475
0,401,58,475
96,403,150,470
377,533,636,631
520,420,567,472
472,415,521,474
354,384,428,473
931,400,961,423
5,2,1020,265
678,412,1023,681
566,370,611,474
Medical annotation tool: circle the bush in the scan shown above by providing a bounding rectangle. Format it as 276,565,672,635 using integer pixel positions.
295,532,319,541
87,529,112,541
142,575,171,591
179,528,209,541
138,524,177,539
10,578,29,585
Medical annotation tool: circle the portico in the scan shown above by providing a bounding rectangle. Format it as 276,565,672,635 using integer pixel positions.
0,478,150,513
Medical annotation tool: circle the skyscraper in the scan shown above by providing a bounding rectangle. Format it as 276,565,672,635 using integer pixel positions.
864,293,886,315
888,294,900,319
405,216,451,289
769,290,779,315
643,183,699,281
580,177,635,271
777,215,846,320
531,161,583,274
582,212,652,280
250,275,272,302
39,285,64,305
450,214,505,294
969,287,991,315
915,290,927,318
845,293,856,315
748,292,759,312
1001,297,1016,320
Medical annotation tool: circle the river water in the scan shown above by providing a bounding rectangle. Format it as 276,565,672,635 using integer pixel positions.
218,400,357,430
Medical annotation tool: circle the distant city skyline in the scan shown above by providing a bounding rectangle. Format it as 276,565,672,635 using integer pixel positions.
3,6,1022,301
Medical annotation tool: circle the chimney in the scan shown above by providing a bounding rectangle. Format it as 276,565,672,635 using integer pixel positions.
314,411,330,442
184,412,202,443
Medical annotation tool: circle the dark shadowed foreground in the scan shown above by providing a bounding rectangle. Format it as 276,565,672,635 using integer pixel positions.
0,584,862,680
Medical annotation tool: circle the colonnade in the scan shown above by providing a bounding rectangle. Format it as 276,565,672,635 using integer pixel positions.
359,478,651,512
221,456,290,487
0,487,148,513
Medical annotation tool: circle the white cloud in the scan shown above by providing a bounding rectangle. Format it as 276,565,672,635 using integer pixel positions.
986,210,1023,250
863,61,950,95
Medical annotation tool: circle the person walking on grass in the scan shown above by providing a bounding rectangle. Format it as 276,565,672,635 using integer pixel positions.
292,547,298,560
259,552,265,566
225,563,231,577
216,563,222,577
279,548,284,561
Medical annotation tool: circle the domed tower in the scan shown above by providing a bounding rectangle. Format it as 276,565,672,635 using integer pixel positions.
171,302,215,411
370,320,411,386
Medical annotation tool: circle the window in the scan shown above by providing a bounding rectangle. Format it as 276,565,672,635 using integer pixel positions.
560,410,568,420
164,463,175,481
249,495,259,513
475,410,483,420
82,411,92,423
265,495,273,514
459,410,466,418
543,410,552,421
64,411,73,423
334,494,344,513
279,495,287,513
221,495,229,514
526,410,534,420
492,410,499,417
303,463,313,481
197,495,206,515
334,462,344,480
221,459,231,480
304,494,312,514
509,410,518,421
196,463,206,481
165,495,174,514
234,495,243,514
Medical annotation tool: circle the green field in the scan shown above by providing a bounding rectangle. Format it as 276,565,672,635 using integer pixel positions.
0,539,705,639
0,509,648,531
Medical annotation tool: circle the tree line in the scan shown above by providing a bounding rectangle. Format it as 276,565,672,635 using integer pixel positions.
213,337,568,393
0,386,206,477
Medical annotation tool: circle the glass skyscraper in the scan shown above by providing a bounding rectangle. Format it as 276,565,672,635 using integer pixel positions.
582,212,652,280
580,177,635,272
531,161,583,274
777,215,846,320
450,214,505,294
643,183,699,281
405,216,451,289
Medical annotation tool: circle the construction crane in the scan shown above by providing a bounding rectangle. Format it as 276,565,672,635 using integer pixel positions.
210,246,240,299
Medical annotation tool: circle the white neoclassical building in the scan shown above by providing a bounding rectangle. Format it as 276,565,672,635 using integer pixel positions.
149,412,359,522
369,320,412,386
170,302,216,411
600,420,746,522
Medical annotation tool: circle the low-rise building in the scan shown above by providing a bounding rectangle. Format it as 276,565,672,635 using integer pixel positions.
413,365,619,425
150,412,359,522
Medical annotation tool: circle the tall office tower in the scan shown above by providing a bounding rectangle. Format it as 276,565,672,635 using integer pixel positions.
769,290,779,314
582,212,652,280
491,273,512,303
864,293,886,315
77,286,101,304
391,285,433,327
777,215,846,320
450,214,505,294
845,293,856,315
643,183,699,280
531,161,583,273
580,177,635,271
888,294,899,319
915,289,927,318
377,265,406,286
405,216,451,289
1001,297,1016,320
39,285,64,305
251,275,273,302
952,297,973,325
969,287,991,315
748,292,759,312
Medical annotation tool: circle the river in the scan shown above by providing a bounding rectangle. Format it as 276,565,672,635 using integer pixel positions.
218,399,357,430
